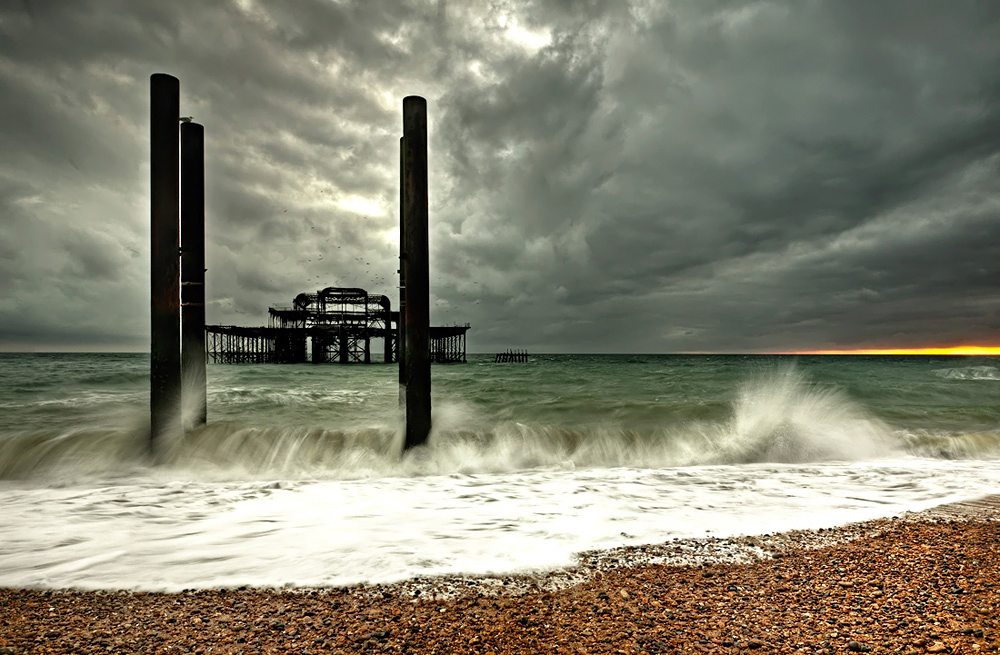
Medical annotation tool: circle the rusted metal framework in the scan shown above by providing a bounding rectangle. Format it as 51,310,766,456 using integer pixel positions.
494,349,528,363
431,325,469,363
268,287,393,364
205,286,469,364
206,326,279,364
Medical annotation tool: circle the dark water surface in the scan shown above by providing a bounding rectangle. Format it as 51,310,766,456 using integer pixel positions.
1,353,997,589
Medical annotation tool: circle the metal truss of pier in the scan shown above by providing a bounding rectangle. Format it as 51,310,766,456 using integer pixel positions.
494,349,529,363
205,286,469,364
430,325,469,363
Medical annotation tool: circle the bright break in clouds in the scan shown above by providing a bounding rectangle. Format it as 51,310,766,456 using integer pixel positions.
1,0,999,352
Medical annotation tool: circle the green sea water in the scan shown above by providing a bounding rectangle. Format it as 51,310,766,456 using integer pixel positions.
2,353,998,478
1,353,998,590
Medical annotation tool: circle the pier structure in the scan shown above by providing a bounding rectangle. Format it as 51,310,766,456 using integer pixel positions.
401,96,431,450
149,73,181,449
495,349,529,363
148,72,209,448
205,286,468,365
269,287,393,364
432,326,469,363
181,120,207,427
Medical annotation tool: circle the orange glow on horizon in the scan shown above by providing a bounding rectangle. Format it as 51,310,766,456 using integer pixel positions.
788,345,1000,356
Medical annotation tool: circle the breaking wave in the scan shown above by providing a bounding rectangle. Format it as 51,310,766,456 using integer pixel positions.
934,366,1000,381
4,365,995,481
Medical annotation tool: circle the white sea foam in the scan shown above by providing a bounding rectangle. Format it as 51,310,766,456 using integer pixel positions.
0,459,997,591
713,365,892,463
934,366,1000,380
2,355,998,590
2,364,996,480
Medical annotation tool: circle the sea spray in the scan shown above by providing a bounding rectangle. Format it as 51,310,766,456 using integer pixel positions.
714,364,893,463
2,353,999,590
2,354,999,482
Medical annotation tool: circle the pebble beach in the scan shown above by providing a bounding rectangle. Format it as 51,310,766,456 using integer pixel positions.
2,496,998,655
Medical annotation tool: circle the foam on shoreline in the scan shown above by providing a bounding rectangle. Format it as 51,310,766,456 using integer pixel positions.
350,493,1000,601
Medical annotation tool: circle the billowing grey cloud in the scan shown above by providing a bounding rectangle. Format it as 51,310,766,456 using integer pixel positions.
1,0,999,352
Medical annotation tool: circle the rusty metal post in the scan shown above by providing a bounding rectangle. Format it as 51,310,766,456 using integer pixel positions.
181,121,206,427
382,297,392,363
402,97,430,450
398,136,406,399
150,73,181,454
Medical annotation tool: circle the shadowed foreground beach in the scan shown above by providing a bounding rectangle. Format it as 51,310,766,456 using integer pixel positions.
2,497,998,655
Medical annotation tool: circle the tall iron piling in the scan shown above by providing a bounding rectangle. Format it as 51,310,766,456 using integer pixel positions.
398,135,407,403
149,73,182,454
181,121,207,427
402,97,430,450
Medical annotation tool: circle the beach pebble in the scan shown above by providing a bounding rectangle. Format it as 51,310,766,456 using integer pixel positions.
2,502,1000,655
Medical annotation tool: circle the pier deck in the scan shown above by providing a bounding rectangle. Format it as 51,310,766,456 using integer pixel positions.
205,286,469,364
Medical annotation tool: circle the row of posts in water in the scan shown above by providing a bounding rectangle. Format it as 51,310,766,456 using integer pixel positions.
494,349,529,363
149,74,433,454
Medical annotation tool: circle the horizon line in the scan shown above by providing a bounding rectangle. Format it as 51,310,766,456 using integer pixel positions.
3,346,1000,356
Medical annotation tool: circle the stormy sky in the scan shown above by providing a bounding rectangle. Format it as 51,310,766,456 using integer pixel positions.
2,0,1000,353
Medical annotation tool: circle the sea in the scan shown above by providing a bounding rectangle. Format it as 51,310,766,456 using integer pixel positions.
1,352,998,591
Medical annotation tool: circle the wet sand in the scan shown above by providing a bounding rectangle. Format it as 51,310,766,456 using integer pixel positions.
2,496,998,654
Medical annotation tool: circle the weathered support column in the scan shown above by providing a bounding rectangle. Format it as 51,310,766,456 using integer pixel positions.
150,73,181,454
398,136,407,398
382,299,392,363
181,121,207,427
402,96,430,450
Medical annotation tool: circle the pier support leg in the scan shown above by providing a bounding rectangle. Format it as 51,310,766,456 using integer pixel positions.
150,73,181,455
402,97,430,451
181,121,207,427
398,136,406,403
383,302,393,363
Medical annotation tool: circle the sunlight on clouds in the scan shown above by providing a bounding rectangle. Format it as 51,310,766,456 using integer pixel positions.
337,194,385,217
377,28,406,49
504,19,551,52
232,0,277,29
491,12,551,53
376,89,397,113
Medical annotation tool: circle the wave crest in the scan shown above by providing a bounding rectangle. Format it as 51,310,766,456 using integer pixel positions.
3,365,995,481
934,366,1000,381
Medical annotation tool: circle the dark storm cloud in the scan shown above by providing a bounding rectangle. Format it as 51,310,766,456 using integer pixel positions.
1,0,999,352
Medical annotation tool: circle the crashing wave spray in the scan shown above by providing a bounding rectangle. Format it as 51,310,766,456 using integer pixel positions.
379,365,898,474
0,361,961,481
703,364,893,464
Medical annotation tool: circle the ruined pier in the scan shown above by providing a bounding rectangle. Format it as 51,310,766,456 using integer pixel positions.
205,286,468,365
